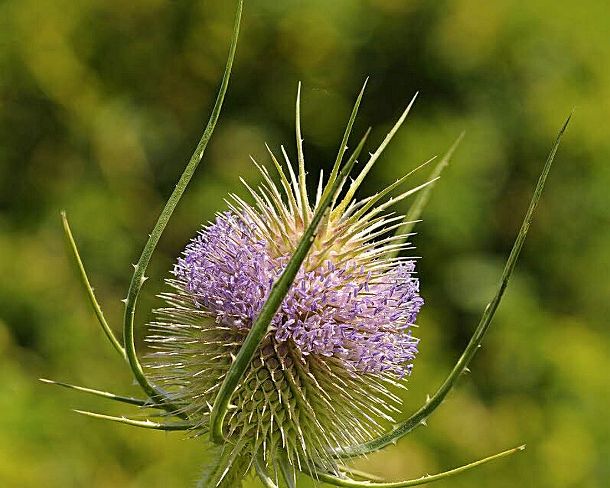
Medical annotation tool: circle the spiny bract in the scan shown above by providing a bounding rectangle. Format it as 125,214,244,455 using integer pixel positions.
146,107,425,483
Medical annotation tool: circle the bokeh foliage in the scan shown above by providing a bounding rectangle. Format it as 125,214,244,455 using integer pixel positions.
1,0,608,487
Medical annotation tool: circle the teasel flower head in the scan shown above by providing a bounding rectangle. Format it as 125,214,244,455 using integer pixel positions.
44,2,570,486
146,86,426,482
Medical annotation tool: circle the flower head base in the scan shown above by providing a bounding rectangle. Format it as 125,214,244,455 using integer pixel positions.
147,125,425,478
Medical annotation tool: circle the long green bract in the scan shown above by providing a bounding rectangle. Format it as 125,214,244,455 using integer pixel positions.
40,378,148,407
197,440,248,488
208,129,369,444
61,212,126,359
73,409,194,431
333,92,418,217
316,445,525,487
320,78,368,204
338,466,384,482
389,132,464,256
295,82,309,226
279,453,297,488
335,114,571,458
121,0,243,416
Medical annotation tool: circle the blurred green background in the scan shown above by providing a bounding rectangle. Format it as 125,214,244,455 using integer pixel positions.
1,0,608,487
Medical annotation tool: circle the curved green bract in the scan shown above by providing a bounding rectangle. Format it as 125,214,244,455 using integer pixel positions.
334,114,571,458
316,445,525,487
40,378,149,407
389,132,464,256
61,212,126,360
338,466,384,482
208,128,369,444
295,83,309,226
333,92,418,217
121,0,243,416
197,440,249,488
321,78,368,204
73,409,195,431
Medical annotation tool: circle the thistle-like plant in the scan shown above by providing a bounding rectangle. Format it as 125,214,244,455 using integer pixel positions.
43,1,571,486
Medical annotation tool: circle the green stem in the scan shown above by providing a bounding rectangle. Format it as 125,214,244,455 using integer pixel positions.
121,0,243,415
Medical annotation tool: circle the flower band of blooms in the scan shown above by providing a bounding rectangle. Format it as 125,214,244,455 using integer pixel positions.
174,211,423,376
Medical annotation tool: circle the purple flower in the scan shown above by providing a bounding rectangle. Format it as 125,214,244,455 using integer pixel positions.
174,211,422,377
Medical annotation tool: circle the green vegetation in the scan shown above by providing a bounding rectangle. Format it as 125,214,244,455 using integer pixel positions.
0,1,608,487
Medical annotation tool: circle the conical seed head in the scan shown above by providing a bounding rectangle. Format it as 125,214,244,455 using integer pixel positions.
146,155,424,478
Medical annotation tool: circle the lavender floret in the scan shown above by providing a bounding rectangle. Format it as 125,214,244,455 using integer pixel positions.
174,211,423,377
